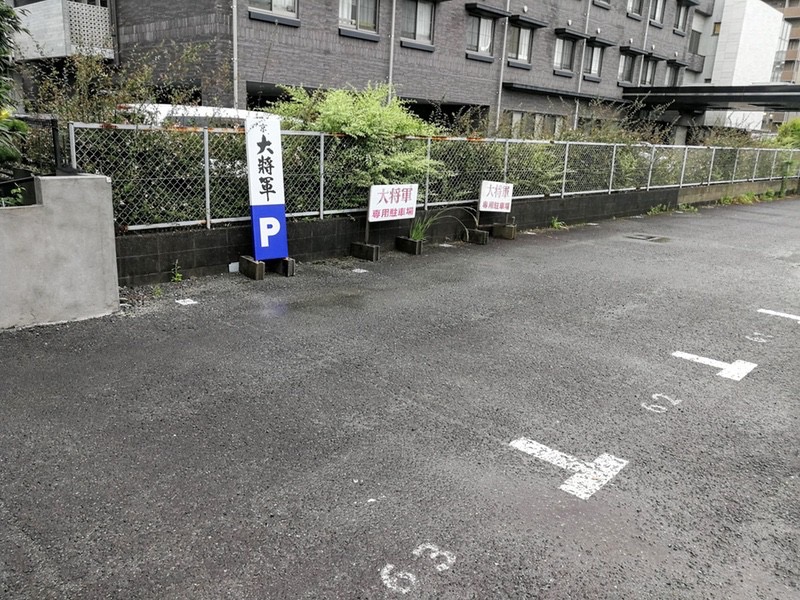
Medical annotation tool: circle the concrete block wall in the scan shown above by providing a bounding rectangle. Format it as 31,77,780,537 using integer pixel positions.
0,175,119,329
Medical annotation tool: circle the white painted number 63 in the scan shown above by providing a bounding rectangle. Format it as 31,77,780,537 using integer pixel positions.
380,565,417,595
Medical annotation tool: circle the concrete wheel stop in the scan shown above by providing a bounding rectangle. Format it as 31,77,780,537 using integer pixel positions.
240,255,296,279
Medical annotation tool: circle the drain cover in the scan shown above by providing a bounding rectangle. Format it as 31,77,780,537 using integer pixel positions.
625,233,669,242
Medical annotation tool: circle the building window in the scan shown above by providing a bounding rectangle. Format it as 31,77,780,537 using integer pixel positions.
674,5,689,32
618,53,637,83
554,38,576,71
666,64,680,86
339,0,378,32
627,0,644,15
251,0,296,16
584,45,604,77
688,29,701,54
401,0,434,43
649,0,665,23
507,25,533,62
467,15,494,54
712,22,721,36
640,57,657,85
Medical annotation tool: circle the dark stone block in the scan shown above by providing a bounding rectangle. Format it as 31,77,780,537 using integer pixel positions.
351,242,380,261
117,254,159,279
193,229,229,249
265,257,296,277
395,236,424,255
116,234,156,257
464,229,489,245
239,255,265,280
157,232,194,255
492,223,517,240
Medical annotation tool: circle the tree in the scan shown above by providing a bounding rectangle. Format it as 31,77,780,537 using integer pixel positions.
776,118,800,148
0,4,26,162
268,85,444,208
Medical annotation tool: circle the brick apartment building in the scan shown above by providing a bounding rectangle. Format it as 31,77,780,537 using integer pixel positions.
11,1,706,134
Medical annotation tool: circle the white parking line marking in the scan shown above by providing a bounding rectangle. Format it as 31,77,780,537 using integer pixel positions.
672,351,757,381
757,309,800,322
352,268,369,273
745,332,772,343
175,299,198,306
509,438,628,500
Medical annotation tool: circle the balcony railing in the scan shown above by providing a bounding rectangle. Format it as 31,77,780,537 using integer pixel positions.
14,0,113,61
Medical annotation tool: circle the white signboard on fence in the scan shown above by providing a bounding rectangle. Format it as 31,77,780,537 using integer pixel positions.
479,180,513,213
368,184,419,222
246,115,285,207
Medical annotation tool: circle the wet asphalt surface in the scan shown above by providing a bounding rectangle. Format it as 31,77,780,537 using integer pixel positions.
1,199,798,600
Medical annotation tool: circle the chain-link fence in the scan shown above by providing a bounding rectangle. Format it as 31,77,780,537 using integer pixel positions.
68,123,800,232
2,115,62,179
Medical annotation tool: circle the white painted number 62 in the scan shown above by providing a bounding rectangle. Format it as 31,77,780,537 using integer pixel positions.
412,543,456,572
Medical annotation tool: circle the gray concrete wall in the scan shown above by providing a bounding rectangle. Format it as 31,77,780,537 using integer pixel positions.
0,175,119,329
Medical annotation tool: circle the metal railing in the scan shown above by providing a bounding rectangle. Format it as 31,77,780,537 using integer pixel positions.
68,122,800,232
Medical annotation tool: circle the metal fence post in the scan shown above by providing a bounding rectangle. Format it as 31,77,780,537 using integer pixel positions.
608,144,617,193
68,122,77,169
203,129,212,229
425,137,431,210
503,139,509,182
646,146,656,190
707,147,716,186
50,118,62,170
319,133,325,220
770,148,778,180
561,142,570,197
731,148,739,182
679,146,688,188
751,148,760,181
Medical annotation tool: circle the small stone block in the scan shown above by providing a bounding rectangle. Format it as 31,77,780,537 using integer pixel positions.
395,236,424,255
492,223,517,240
265,257,296,277
464,229,489,245
350,242,380,262
239,255,265,280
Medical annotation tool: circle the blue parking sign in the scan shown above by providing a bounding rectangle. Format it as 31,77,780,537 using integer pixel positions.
251,204,289,261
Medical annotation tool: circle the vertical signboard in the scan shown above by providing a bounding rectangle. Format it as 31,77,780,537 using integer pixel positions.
246,116,288,260
479,180,513,213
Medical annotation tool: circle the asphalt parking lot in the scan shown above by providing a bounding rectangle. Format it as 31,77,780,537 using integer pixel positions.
1,199,798,599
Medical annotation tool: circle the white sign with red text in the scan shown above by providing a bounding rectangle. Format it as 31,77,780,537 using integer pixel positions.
368,184,419,222
479,180,513,213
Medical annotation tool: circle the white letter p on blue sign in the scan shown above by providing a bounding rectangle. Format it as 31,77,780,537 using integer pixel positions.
259,217,281,246
251,205,288,260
